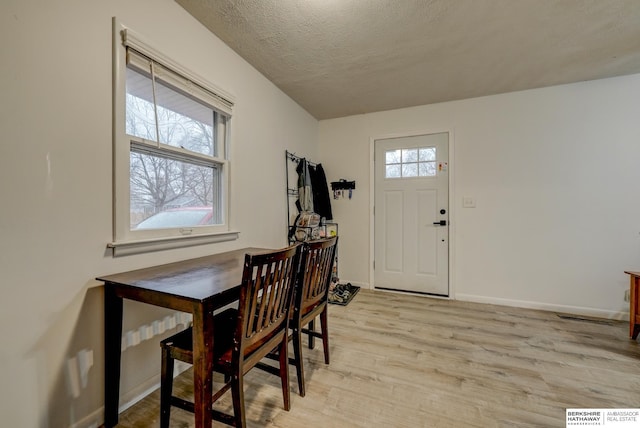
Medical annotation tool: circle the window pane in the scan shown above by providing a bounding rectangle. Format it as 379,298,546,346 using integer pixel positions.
385,150,401,164
419,147,436,161
386,164,401,178
402,149,418,163
154,80,215,156
402,163,418,177
419,161,437,176
126,68,157,141
130,151,220,229
125,67,216,158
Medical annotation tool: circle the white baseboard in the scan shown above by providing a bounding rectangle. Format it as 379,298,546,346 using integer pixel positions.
337,279,370,290
336,282,629,320
69,408,102,428
73,361,191,428
119,374,163,413
455,293,629,321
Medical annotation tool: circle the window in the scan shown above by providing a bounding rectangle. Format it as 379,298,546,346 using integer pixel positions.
110,21,237,255
385,147,437,178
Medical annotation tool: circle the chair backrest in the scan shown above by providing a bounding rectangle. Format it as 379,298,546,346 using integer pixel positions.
234,244,302,364
294,237,338,320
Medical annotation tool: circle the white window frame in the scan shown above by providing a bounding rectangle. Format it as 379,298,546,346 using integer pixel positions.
109,19,238,256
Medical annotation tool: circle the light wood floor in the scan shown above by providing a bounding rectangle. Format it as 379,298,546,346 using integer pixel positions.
116,289,640,427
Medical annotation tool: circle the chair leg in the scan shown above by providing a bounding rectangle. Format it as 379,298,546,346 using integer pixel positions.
320,307,330,364
159,348,174,428
292,326,306,397
307,318,315,349
231,373,246,428
278,333,291,410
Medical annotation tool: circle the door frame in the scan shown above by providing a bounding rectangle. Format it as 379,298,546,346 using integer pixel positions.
369,129,456,298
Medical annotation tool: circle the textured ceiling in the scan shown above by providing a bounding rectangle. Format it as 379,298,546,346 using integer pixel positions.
176,0,640,120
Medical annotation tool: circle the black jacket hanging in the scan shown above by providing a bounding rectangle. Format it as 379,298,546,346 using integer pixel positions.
309,163,333,221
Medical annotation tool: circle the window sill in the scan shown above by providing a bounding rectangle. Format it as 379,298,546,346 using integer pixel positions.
108,231,240,257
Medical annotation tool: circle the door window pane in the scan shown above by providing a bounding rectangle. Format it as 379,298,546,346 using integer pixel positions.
386,149,401,164
419,148,436,161
385,145,437,178
402,163,418,177
419,162,436,176
402,149,418,163
386,164,401,178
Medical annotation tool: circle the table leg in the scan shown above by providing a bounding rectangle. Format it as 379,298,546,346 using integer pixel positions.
104,284,123,427
192,305,214,427
631,275,640,340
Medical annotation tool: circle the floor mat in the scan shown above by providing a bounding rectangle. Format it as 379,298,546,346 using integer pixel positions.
328,283,360,306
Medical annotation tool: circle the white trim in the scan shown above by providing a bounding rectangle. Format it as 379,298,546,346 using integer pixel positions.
113,17,127,244
374,286,451,300
447,129,456,299
335,280,369,290
70,360,192,428
368,137,375,291
130,138,226,166
118,374,162,414
108,230,240,256
69,407,102,428
456,293,630,321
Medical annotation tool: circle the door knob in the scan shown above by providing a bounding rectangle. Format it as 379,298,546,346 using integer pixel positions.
433,220,447,226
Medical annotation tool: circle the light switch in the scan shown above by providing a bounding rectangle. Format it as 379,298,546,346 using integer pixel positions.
463,197,476,208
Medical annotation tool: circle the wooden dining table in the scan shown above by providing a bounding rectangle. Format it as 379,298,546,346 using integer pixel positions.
97,247,267,428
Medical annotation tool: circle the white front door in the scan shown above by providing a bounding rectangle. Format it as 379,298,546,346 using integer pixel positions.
374,133,449,296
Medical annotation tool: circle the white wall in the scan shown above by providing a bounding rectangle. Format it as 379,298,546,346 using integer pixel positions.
0,0,317,426
318,74,640,319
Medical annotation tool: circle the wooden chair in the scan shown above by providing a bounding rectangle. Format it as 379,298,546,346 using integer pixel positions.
290,237,338,397
257,238,337,396
159,244,302,428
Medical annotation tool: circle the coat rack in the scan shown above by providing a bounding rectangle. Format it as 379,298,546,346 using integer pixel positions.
285,150,339,275
285,150,317,234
